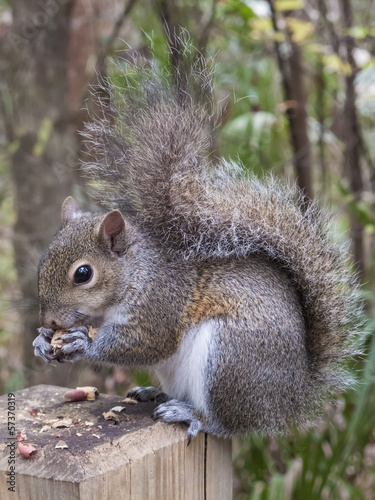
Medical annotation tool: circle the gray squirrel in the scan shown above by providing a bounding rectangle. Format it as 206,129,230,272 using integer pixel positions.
33,45,362,441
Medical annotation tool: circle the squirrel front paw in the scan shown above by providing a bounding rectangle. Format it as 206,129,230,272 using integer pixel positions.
55,326,91,362
33,327,55,364
152,399,203,444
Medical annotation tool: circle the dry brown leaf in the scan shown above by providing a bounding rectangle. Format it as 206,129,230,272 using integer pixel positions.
44,418,60,425
110,406,126,413
103,411,120,423
121,398,138,405
51,418,72,428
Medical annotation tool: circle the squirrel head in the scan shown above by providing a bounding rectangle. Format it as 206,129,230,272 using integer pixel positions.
38,197,134,330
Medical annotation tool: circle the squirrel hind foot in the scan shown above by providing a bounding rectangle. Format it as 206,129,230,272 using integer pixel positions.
152,399,203,444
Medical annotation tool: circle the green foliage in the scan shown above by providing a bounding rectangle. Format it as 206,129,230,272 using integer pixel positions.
133,371,153,388
338,182,375,235
218,0,256,23
33,118,53,157
3,367,24,394
214,48,288,174
0,164,16,296
275,0,304,10
0,154,21,395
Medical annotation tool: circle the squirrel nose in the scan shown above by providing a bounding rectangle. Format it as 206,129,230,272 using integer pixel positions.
40,310,62,330
49,320,61,329
42,318,61,330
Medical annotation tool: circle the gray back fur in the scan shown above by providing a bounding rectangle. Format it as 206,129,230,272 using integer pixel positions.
82,38,364,398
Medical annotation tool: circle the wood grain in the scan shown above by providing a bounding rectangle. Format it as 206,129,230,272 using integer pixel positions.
0,385,232,500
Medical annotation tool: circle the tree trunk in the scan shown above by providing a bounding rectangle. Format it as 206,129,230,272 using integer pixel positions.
268,1,313,207
3,0,82,387
1,0,141,389
340,0,366,279
285,37,313,203
316,58,327,195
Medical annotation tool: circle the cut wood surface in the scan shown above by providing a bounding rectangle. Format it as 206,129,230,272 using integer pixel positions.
0,385,232,500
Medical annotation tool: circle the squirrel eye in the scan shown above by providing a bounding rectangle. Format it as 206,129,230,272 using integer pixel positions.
74,265,92,285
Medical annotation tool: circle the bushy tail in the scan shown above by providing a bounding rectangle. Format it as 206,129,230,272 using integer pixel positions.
83,39,364,400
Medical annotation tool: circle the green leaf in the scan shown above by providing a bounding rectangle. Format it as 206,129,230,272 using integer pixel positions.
223,111,253,137
221,0,256,22
223,111,276,139
337,181,352,198
7,140,20,155
285,17,315,44
33,118,52,157
323,54,352,76
274,0,304,11
133,371,153,387
267,474,286,500
348,26,369,39
252,111,277,137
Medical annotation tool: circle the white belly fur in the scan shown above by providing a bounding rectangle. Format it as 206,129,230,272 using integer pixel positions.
154,320,215,414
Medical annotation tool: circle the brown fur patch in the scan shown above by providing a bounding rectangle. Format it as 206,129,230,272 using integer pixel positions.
183,263,242,327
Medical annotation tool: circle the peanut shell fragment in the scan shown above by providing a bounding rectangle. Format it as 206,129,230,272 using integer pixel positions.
63,386,99,402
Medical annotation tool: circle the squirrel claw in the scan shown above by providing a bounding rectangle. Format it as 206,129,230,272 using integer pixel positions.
152,399,202,443
151,412,159,421
33,331,55,365
36,327,55,339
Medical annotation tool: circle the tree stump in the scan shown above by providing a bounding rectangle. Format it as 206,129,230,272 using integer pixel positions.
0,385,232,499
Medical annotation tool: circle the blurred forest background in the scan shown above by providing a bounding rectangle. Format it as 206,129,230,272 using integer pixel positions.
0,0,375,498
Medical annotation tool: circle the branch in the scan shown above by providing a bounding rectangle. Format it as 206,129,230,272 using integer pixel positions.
78,0,139,112
198,0,217,55
340,0,365,278
315,0,341,54
157,0,184,80
0,86,14,144
267,0,313,206
95,0,139,74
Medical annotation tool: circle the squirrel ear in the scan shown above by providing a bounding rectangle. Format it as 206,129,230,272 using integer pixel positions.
99,210,127,255
61,197,81,225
